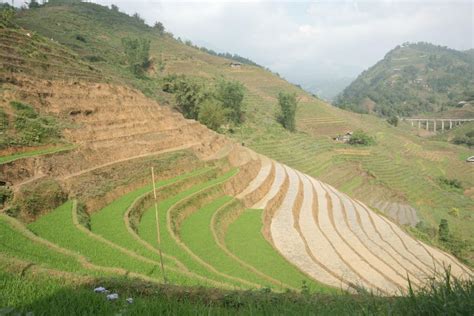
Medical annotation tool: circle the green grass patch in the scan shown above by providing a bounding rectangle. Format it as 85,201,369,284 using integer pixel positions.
0,145,75,164
225,209,331,292
0,215,85,274
180,197,273,288
1,266,472,315
28,201,201,286
138,169,250,288
90,167,212,264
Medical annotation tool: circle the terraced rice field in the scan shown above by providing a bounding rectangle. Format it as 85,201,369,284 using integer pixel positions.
2,146,471,296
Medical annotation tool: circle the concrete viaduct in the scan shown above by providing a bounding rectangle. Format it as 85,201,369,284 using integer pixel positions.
403,118,474,132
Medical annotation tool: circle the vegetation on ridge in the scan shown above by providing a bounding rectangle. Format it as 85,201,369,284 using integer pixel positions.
336,42,474,117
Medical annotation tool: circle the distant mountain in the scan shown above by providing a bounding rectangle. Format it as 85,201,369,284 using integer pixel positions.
302,77,354,102
335,42,474,117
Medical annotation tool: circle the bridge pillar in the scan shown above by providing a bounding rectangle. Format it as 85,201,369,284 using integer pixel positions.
441,120,445,132
418,121,421,129
433,120,437,132
411,121,414,127
449,120,452,129
426,120,429,130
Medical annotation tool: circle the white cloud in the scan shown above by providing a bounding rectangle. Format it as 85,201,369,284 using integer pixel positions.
91,1,473,86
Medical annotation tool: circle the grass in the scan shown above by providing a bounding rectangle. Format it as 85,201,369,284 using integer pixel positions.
11,1,474,265
138,169,253,288
180,196,274,288
0,266,472,315
28,201,207,287
225,209,332,292
90,167,213,264
0,144,76,164
0,215,85,274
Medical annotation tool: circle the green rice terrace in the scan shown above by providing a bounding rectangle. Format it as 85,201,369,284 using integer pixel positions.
0,2,473,315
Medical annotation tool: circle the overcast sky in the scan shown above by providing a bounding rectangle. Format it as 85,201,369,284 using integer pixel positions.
40,1,474,87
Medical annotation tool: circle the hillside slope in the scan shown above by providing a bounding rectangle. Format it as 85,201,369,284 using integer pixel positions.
9,0,474,265
0,1,472,299
336,42,474,117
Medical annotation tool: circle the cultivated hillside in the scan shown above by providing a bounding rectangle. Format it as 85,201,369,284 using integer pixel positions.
0,2,472,307
336,42,474,117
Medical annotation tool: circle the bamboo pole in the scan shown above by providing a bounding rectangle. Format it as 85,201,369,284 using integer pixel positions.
151,167,166,283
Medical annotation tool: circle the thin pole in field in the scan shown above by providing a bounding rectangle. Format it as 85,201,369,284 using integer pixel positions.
151,166,166,283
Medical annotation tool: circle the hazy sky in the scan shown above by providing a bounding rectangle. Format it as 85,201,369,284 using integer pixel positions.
47,1,474,86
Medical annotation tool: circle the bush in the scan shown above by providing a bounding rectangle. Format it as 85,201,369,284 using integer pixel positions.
153,22,165,35
387,116,399,126
0,186,12,208
348,130,375,146
438,219,449,242
121,37,151,77
198,101,228,131
10,101,37,119
14,179,67,219
448,207,460,218
438,177,463,190
174,77,208,119
277,92,298,132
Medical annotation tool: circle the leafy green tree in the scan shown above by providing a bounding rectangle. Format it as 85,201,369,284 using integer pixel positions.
0,5,15,27
153,22,165,35
387,116,399,127
110,4,119,12
215,80,245,124
277,92,298,131
121,37,151,77
438,219,450,242
174,78,208,119
27,0,40,8
348,130,375,146
198,101,228,131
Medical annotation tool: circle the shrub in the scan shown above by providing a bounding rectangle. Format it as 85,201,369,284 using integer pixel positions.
121,37,151,77
0,186,12,208
174,77,208,119
387,116,399,126
0,5,15,27
10,101,37,119
153,22,165,35
438,219,449,242
348,130,375,146
15,179,67,219
198,101,228,131
448,207,460,218
277,92,298,132
0,108,8,132
75,34,87,43
438,177,463,190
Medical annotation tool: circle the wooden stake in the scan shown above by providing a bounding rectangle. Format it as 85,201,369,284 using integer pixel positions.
151,167,166,283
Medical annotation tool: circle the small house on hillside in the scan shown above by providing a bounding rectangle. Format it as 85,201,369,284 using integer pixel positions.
334,131,353,143
230,62,242,68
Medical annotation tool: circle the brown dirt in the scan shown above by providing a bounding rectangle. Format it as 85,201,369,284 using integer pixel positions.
261,165,289,246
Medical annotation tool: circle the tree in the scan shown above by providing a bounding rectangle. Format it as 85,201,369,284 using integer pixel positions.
387,116,398,127
121,37,151,77
277,92,298,131
174,78,208,119
215,80,245,124
0,5,15,27
198,101,228,131
153,22,165,35
438,219,450,242
27,0,40,8
110,4,119,12
348,130,375,146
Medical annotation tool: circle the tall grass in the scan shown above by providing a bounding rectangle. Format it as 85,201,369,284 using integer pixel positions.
0,268,471,315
